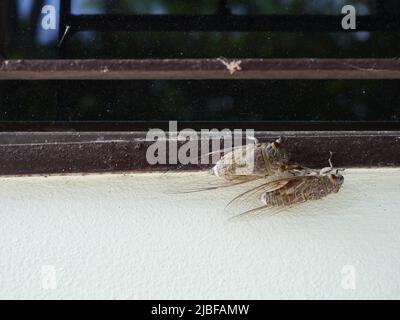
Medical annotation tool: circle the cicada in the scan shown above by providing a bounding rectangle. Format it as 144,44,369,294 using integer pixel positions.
225,152,344,217
182,138,295,192
260,169,344,208
185,137,308,193
212,137,290,180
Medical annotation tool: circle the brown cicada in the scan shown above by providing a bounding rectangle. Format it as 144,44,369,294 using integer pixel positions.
187,137,305,186
211,137,290,180
182,137,296,192
225,152,344,217
180,137,344,217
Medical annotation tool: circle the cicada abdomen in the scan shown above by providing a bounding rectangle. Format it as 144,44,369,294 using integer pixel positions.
212,138,290,181
260,172,344,208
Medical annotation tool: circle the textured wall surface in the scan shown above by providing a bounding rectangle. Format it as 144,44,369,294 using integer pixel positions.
0,169,399,299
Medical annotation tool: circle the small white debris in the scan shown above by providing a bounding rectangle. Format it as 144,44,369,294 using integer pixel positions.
217,57,242,75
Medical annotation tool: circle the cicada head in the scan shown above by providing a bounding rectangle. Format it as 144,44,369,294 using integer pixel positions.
211,138,289,181
270,138,289,165
326,171,344,192
318,152,345,192
257,138,289,174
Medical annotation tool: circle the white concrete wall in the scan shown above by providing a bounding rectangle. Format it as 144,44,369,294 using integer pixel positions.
0,169,399,299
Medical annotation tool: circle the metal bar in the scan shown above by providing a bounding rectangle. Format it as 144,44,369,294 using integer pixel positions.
56,0,72,121
0,0,6,59
376,0,386,16
217,0,230,16
2,59,400,80
0,131,399,175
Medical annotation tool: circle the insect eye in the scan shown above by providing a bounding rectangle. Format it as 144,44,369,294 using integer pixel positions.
327,174,336,183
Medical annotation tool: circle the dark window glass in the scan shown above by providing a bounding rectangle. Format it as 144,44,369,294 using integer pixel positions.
1,80,399,122
4,0,400,59
1,0,400,124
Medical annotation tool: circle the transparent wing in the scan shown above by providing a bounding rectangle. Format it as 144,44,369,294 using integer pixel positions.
189,143,255,165
164,171,260,195
180,175,259,193
224,174,313,219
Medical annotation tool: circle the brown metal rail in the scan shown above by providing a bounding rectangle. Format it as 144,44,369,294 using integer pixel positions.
2,59,400,80
0,131,399,175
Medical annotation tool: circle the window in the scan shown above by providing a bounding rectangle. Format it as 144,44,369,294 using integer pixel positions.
0,0,399,174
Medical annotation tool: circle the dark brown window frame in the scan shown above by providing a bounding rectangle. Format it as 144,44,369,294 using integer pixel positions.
0,1,399,175
0,131,399,176
2,59,400,80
